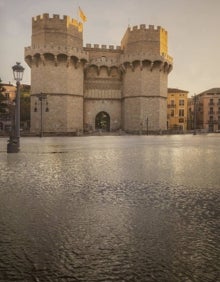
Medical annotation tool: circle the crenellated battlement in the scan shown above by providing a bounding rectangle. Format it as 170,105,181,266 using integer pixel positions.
121,24,169,58
128,24,167,35
32,13,83,49
32,13,79,28
33,13,69,22
85,44,121,51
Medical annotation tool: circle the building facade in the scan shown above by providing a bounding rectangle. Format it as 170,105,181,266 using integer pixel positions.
188,88,220,132
167,88,188,131
25,13,173,134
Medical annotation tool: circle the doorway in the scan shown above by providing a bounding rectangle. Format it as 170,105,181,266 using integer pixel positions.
95,111,110,131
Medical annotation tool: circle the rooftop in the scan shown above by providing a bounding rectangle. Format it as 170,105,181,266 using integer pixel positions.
168,88,188,93
198,88,220,95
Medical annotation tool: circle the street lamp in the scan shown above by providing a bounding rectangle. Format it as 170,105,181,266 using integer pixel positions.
7,62,24,153
34,93,49,137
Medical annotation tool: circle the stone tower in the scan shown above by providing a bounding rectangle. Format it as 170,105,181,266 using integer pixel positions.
25,14,88,133
120,25,173,133
25,14,173,135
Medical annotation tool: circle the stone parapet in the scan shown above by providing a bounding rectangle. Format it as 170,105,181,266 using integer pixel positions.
25,45,89,68
85,44,121,51
89,57,119,67
25,45,88,59
120,52,173,64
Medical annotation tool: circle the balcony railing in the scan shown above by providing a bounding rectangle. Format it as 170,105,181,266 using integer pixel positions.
207,120,218,124
0,114,11,121
167,104,176,108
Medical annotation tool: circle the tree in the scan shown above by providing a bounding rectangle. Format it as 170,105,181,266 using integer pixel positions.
0,78,8,114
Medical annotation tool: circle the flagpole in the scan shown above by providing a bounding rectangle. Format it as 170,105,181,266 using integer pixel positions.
128,18,131,28
76,2,79,22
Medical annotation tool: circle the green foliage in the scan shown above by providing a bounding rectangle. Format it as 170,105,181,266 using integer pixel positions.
0,79,7,114
0,80,31,129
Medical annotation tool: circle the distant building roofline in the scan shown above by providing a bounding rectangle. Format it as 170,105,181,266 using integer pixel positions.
0,82,14,87
168,88,188,93
198,88,220,95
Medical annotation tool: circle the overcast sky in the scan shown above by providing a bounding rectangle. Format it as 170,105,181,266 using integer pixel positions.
0,0,219,96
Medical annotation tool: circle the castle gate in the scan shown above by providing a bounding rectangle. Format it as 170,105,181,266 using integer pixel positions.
95,111,110,131
25,14,173,134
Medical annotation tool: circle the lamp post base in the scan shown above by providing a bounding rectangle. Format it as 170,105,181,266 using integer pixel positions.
7,137,20,153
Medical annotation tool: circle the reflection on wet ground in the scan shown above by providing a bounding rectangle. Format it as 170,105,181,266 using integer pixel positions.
0,135,219,281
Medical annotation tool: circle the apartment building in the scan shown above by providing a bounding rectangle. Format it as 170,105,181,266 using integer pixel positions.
193,88,220,132
167,88,188,131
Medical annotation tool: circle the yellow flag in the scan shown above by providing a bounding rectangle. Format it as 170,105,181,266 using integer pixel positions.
79,6,87,22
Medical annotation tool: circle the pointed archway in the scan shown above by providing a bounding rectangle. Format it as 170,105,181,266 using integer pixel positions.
95,111,110,131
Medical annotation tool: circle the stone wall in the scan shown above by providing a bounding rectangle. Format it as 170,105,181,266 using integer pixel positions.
84,99,121,131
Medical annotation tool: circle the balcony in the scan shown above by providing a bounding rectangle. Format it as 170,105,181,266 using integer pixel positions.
167,104,176,108
207,120,218,124
0,113,11,121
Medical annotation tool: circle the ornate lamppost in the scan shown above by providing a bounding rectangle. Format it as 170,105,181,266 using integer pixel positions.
34,93,49,137
7,62,24,153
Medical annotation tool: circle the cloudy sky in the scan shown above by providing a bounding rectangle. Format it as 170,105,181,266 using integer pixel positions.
0,0,219,96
